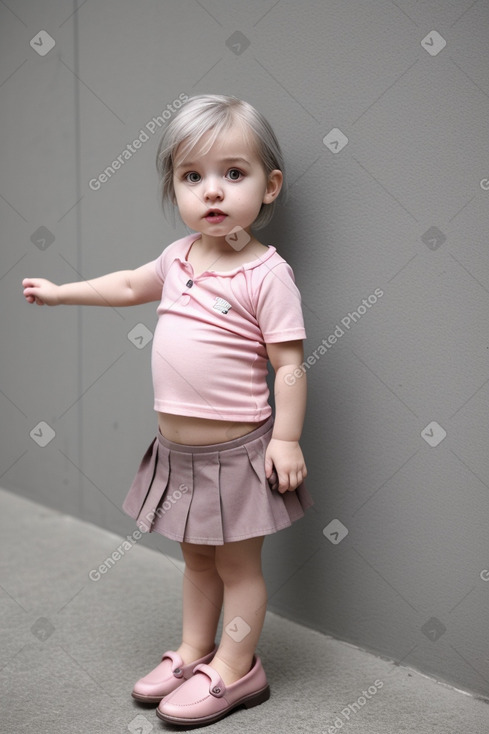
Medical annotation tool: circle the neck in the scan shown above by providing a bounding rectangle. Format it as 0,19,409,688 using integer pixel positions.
196,229,256,254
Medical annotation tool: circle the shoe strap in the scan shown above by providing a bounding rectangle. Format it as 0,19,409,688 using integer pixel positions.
192,663,226,697
161,650,185,678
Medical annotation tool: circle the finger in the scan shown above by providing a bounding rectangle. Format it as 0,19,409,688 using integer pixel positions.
25,290,40,304
264,456,274,479
288,471,299,491
28,291,43,305
286,465,302,491
23,278,39,289
278,473,290,494
267,469,278,491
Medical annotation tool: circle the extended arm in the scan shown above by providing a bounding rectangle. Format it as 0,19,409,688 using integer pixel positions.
265,340,307,493
22,262,162,307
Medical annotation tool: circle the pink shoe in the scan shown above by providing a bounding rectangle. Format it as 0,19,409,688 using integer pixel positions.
156,656,270,725
131,646,216,703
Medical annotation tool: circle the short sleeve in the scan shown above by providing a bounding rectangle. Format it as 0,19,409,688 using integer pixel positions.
253,261,306,343
152,245,171,283
152,254,164,283
148,240,181,284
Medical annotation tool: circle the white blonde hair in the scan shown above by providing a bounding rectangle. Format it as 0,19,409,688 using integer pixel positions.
156,94,286,229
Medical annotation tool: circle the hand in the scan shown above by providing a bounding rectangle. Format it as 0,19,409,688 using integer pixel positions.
22,278,60,306
265,438,307,494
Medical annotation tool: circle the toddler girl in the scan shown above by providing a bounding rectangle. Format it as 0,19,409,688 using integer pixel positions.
23,94,313,727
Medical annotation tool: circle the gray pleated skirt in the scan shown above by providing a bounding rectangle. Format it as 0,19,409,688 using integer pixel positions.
122,415,313,545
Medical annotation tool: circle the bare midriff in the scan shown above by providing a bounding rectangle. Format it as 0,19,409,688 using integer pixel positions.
157,412,268,446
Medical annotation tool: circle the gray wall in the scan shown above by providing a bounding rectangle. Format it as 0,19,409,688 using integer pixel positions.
2,0,488,699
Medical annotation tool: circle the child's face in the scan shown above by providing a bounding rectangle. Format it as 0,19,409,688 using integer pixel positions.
172,123,282,240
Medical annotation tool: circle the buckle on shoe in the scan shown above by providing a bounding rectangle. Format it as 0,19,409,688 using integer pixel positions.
172,667,184,678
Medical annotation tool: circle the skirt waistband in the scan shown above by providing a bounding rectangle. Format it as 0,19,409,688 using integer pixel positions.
157,415,274,454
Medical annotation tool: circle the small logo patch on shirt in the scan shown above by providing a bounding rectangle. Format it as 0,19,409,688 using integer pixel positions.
213,297,232,314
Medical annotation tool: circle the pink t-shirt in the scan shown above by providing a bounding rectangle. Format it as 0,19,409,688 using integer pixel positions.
149,233,306,422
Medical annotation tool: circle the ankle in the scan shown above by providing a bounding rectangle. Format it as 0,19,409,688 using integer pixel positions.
176,641,215,665
209,653,254,686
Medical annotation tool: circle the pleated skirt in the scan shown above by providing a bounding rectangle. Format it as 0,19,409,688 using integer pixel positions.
122,415,314,545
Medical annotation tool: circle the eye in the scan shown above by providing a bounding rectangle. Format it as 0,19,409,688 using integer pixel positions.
185,172,201,183
226,168,243,181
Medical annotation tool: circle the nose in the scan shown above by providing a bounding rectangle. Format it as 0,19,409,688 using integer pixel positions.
203,175,223,201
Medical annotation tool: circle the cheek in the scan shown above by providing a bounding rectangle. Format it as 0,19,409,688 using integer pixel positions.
175,188,196,208
237,179,265,203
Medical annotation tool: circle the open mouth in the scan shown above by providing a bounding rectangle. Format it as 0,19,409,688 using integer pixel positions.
204,209,227,223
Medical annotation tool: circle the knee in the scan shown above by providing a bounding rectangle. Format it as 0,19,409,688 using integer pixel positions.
214,539,264,585
182,544,216,574
215,554,262,586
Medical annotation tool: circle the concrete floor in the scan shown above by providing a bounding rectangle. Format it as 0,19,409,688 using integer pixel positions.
1,486,488,734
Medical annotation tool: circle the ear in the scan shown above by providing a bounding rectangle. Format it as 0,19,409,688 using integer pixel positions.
262,169,283,204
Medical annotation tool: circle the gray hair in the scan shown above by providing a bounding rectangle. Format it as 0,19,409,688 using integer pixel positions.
156,94,286,230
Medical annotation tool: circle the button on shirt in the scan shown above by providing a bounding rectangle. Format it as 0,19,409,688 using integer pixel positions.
147,233,307,422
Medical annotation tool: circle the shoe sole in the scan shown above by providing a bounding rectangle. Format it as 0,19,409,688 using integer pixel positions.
131,691,165,704
156,684,271,726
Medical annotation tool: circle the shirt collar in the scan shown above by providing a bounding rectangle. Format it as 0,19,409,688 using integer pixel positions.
172,233,277,277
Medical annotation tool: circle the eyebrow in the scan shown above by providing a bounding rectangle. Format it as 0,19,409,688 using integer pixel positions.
175,156,250,170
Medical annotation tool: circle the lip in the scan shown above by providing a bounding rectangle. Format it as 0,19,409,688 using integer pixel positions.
204,209,227,223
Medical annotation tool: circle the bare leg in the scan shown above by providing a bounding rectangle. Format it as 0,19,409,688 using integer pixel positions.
210,536,267,685
176,542,223,663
